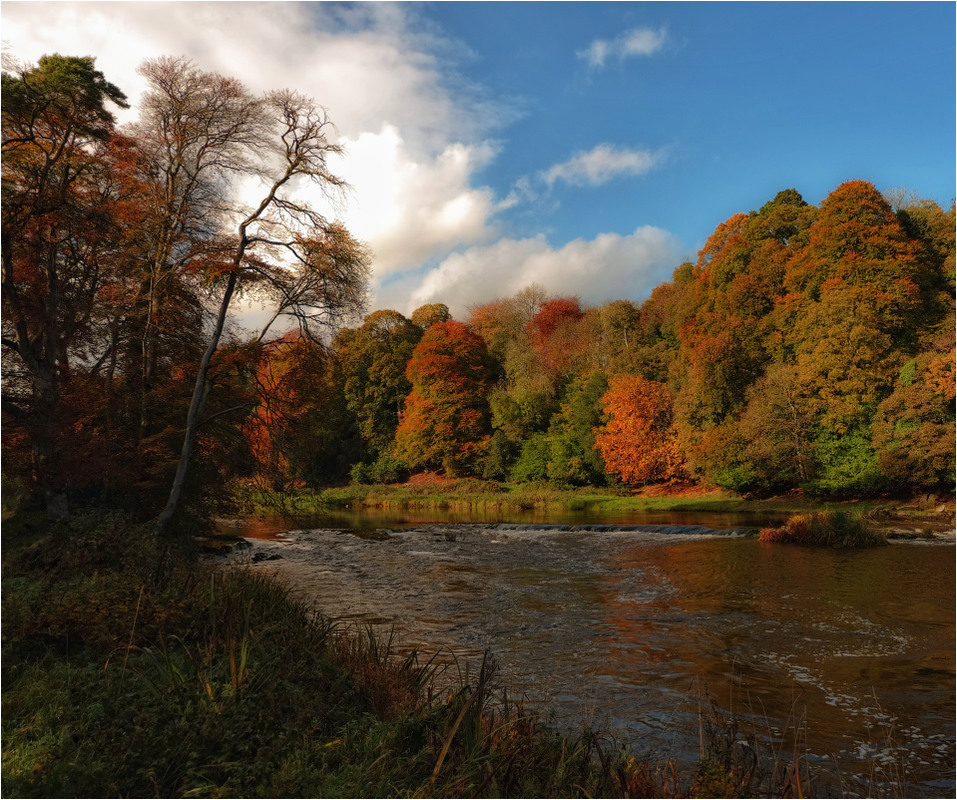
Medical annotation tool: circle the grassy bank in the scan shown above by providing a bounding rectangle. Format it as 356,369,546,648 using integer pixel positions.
3,512,798,798
231,477,901,520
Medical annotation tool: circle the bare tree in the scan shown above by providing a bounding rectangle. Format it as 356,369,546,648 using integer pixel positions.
156,88,370,535
124,57,270,439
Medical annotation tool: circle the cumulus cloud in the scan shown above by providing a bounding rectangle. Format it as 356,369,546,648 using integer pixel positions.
1,1,507,276
332,125,499,274
3,4,683,323
541,144,666,188
578,26,669,69
380,226,682,317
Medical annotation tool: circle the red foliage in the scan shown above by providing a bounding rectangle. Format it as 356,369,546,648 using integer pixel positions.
527,297,586,373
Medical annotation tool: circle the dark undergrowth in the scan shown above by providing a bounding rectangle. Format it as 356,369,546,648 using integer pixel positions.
3,511,797,798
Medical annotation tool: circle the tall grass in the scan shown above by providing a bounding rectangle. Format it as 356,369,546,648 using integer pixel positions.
758,510,887,547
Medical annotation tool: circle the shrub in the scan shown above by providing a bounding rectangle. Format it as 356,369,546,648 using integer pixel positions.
759,511,886,547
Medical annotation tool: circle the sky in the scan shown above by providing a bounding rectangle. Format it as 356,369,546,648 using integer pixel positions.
3,1,955,322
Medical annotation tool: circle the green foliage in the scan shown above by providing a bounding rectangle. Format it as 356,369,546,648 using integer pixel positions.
546,371,610,486
1,54,129,142
479,430,519,481
898,359,918,386
334,310,423,462
804,425,886,496
350,453,410,485
509,433,552,482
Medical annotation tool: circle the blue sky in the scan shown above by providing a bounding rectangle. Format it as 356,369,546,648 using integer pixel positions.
428,2,954,241
4,2,954,320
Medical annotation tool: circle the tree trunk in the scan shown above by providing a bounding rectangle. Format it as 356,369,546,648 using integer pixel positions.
156,272,237,536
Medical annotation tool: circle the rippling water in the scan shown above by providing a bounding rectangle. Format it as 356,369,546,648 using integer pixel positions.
232,520,954,797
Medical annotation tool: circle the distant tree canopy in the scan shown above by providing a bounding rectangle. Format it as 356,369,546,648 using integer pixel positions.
2,55,953,513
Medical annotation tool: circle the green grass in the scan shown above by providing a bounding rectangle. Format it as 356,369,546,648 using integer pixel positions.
231,478,892,521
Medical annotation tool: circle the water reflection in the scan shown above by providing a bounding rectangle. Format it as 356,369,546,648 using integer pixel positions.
234,522,954,797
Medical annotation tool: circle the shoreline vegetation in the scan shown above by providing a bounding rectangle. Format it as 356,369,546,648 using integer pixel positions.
4,511,812,799
230,477,956,542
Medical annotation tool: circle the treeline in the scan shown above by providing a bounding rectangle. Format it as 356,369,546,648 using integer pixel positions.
259,182,955,497
3,56,954,526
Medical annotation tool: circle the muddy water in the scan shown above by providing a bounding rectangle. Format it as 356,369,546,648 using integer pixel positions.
236,522,954,797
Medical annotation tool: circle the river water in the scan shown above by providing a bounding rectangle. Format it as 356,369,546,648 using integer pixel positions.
229,514,955,797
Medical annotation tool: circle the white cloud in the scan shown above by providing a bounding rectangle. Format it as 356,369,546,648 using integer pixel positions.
331,126,499,274
579,26,669,69
542,144,666,188
4,3,683,326
380,226,681,317
1,1,507,279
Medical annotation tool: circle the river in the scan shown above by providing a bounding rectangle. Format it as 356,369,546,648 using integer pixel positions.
226,513,955,798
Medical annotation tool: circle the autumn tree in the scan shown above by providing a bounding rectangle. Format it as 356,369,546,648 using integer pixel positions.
156,78,369,533
1,54,128,514
577,300,641,375
115,57,270,446
871,320,956,490
734,363,817,489
527,296,586,377
243,332,356,490
468,286,556,469
393,321,495,476
410,302,451,330
334,309,422,465
594,374,684,486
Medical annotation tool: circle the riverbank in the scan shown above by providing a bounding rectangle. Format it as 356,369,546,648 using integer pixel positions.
232,478,956,536
2,512,798,798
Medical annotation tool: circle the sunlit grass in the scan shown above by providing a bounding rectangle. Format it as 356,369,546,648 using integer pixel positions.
758,510,888,547
232,478,891,522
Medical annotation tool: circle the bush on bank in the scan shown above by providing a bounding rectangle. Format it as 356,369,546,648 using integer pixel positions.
758,510,888,547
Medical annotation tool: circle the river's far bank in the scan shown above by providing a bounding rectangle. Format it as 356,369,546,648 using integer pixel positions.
230,478,956,537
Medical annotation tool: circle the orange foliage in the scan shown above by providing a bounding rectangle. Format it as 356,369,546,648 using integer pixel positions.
393,321,495,475
594,374,685,486
926,348,956,401
243,333,328,486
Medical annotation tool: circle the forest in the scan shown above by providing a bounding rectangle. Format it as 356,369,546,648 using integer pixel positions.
3,54,955,530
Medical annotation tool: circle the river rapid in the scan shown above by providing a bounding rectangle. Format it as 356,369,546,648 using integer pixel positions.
228,517,954,798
